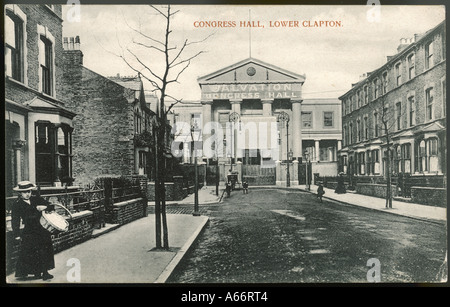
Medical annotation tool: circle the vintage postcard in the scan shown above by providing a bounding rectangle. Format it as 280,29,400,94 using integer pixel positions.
4,0,448,295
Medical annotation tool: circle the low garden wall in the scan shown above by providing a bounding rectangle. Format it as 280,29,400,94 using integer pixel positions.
107,198,148,225
411,186,447,207
355,183,392,199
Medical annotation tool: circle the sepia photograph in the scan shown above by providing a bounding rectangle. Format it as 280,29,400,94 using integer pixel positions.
3,0,448,292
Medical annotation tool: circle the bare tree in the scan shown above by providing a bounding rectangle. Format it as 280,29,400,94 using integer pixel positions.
378,95,394,208
116,5,211,249
352,93,408,209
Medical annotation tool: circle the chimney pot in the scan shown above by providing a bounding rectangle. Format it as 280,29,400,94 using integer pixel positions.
74,35,80,50
69,37,74,50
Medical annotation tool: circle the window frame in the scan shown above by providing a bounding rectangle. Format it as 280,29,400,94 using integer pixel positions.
382,72,388,95
5,7,26,84
373,78,379,99
301,111,313,128
407,53,415,80
425,40,434,70
425,87,434,121
373,112,379,138
323,111,334,128
396,101,402,131
395,62,402,86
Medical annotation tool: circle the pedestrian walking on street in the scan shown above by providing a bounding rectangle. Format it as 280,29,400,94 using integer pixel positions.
335,172,347,194
11,181,56,281
317,183,325,202
242,181,249,194
226,181,232,198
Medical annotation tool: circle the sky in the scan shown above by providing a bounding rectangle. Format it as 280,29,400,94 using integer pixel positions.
61,4,445,101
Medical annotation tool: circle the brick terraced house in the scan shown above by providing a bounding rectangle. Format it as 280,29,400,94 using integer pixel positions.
338,20,446,205
61,37,156,186
5,4,77,195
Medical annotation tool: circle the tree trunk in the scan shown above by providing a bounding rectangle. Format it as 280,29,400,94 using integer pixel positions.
154,128,162,249
159,99,169,250
384,135,393,209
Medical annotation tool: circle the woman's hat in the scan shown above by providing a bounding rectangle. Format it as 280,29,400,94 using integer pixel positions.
13,181,37,192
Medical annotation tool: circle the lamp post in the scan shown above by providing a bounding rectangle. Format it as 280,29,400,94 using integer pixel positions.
190,122,200,217
228,112,240,171
304,151,310,191
277,111,290,187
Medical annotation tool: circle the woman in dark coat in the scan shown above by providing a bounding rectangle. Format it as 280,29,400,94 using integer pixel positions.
334,172,347,194
11,181,55,281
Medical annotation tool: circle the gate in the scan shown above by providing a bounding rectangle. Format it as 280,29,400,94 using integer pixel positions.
242,165,276,185
298,163,312,185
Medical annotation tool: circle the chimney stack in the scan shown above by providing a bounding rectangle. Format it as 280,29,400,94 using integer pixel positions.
63,36,83,66
397,37,413,53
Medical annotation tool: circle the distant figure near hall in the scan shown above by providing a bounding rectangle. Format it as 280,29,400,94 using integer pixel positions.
334,172,346,194
317,183,325,202
242,181,249,194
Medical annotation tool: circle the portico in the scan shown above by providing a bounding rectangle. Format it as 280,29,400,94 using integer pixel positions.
198,57,306,164
171,57,341,186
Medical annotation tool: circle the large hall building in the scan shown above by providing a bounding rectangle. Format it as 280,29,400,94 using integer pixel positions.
170,57,342,186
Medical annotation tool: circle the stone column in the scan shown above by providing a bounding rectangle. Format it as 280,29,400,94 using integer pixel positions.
275,160,282,186
262,99,272,116
13,139,27,183
235,161,242,184
315,140,320,162
293,160,299,186
231,100,241,115
409,140,415,174
291,100,302,161
201,101,212,147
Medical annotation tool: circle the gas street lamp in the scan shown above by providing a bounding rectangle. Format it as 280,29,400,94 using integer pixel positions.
190,121,201,217
277,111,290,187
304,150,311,191
228,112,241,171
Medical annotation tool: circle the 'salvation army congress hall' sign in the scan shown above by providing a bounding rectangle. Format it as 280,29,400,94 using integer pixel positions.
201,83,303,100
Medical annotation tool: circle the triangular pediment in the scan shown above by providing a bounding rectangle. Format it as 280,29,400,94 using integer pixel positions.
24,96,76,118
25,96,65,109
420,121,445,133
198,57,305,85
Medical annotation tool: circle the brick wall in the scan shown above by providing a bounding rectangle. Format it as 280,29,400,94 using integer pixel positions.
51,211,94,253
147,182,186,201
411,187,447,207
356,183,392,198
61,54,135,186
108,198,147,225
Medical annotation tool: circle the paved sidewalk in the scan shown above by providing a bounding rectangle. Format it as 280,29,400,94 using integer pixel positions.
165,186,222,205
6,214,209,284
296,184,447,224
